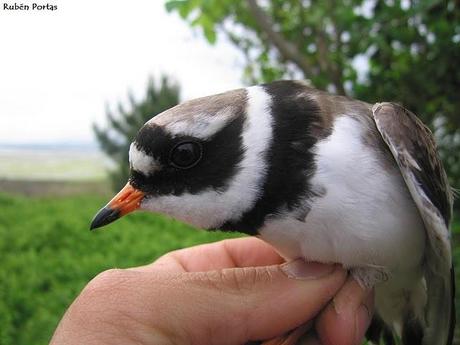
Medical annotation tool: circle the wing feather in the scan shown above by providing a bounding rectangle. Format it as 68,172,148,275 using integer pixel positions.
372,102,455,345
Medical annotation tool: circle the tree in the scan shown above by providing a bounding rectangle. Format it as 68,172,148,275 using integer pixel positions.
166,0,460,195
93,76,180,190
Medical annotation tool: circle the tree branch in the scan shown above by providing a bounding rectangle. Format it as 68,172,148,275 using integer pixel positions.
246,0,315,79
315,31,345,95
332,24,347,95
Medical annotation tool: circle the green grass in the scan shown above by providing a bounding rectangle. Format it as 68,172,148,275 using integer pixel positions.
0,193,459,345
0,193,238,345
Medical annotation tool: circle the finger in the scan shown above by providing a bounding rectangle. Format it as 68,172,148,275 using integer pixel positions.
315,277,374,345
170,261,347,344
132,237,284,273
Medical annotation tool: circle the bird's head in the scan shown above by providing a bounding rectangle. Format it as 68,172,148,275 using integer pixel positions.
91,81,323,234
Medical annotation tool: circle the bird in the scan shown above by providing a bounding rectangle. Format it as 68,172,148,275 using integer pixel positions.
90,80,455,345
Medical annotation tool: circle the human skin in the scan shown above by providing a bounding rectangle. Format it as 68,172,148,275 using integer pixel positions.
50,237,374,345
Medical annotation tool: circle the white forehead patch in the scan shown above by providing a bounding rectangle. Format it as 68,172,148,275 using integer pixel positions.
147,106,236,140
165,115,229,139
129,143,161,174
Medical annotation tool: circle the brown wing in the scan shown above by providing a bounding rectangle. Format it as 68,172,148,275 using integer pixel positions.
372,102,454,345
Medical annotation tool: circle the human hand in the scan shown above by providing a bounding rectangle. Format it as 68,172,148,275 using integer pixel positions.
50,237,373,345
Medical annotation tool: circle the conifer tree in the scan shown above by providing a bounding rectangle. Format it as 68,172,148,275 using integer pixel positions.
94,76,180,190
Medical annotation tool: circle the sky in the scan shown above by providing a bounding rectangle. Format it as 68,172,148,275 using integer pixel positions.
0,0,244,144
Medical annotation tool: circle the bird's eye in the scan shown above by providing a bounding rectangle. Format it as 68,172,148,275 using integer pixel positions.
169,141,202,169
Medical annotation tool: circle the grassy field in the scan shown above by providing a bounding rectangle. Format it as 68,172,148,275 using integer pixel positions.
0,192,459,345
0,192,238,345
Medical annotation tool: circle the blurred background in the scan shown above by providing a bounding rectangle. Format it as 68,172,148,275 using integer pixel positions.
0,0,458,344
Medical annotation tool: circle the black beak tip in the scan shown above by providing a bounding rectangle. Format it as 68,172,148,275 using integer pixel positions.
90,206,121,231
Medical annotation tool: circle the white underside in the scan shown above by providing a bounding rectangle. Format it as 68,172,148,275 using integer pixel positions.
259,115,427,324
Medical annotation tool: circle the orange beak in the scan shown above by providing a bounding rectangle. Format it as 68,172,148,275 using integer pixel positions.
90,183,145,230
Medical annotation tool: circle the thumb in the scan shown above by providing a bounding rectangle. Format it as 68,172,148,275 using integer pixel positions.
171,260,347,344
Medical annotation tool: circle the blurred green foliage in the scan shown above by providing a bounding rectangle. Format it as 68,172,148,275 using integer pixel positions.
93,76,180,191
0,193,238,345
166,0,460,200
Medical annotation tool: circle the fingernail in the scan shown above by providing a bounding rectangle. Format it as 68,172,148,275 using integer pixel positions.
355,304,372,344
281,260,336,280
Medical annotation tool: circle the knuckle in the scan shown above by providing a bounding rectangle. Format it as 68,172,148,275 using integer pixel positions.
254,266,277,284
83,268,133,297
69,269,150,331
222,268,253,293
218,266,276,294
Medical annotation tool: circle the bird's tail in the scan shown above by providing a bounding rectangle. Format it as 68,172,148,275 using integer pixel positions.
367,268,455,345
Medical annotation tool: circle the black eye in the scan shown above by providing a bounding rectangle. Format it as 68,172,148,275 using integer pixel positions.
169,141,202,169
